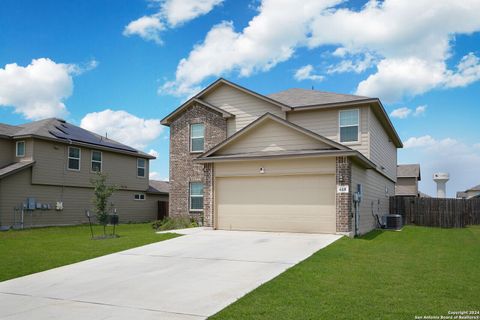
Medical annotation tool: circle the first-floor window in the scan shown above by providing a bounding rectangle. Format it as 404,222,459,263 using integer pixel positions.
190,182,204,211
68,146,81,171
134,194,145,200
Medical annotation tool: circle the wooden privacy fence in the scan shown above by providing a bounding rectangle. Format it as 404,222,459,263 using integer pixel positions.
389,196,480,228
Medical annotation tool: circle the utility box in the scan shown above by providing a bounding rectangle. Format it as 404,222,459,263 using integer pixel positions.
27,198,36,210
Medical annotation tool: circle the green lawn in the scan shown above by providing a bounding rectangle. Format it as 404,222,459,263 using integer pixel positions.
212,226,480,320
0,223,178,282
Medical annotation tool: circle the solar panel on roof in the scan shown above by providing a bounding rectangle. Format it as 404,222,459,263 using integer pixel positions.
49,122,138,153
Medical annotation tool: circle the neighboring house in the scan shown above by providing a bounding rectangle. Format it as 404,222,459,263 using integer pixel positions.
456,184,480,199
148,180,170,219
161,78,402,236
395,164,421,197
0,118,167,228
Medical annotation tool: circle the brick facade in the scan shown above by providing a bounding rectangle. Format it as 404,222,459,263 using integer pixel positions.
169,103,227,225
336,156,352,234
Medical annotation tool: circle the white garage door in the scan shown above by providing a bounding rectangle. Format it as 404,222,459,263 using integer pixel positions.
216,174,336,233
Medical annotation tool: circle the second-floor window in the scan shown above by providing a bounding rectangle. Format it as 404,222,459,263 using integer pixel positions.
68,147,81,171
339,109,359,143
137,158,146,177
16,141,25,157
91,151,102,172
190,123,205,152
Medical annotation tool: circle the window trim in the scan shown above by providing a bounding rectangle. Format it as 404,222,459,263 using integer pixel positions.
338,109,360,144
67,146,81,171
190,123,205,153
134,193,146,201
137,158,146,178
91,150,102,173
15,141,26,158
189,182,204,212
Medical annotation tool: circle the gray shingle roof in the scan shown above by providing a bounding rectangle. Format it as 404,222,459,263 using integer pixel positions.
267,88,371,108
0,123,22,136
466,184,480,192
0,118,152,158
397,164,421,179
148,180,170,194
0,161,35,179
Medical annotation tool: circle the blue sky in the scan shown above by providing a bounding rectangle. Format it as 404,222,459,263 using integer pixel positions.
0,0,479,197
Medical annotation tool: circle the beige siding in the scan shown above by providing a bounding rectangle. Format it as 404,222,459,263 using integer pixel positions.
395,177,418,196
215,157,336,177
216,174,336,233
202,84,286,136
287,106,370,158
351,163,395,235
0,168,166,227
216,119,331,155
0,138,13,167
31,139,149,191
369,108,397,180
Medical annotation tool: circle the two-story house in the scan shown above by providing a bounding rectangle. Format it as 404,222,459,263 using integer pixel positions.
0,118,168,228
161,78,402,236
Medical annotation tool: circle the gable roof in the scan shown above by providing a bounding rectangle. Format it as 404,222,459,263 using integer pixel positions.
161,97,235,126
268,88,371,108
0,118,154,158
397,164,421,180
268,88,403,148
161,78,291,126
161,78,402,148
198,112,349,159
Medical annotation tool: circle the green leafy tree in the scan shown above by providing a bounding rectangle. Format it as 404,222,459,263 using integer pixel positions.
90,173,117,235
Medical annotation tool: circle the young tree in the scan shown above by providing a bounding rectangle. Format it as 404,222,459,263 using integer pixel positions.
91,173,117,235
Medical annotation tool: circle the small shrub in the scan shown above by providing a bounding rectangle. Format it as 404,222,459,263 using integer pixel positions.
152,216,199,231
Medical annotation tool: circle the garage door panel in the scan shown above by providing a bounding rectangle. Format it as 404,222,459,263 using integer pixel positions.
216,175,336,233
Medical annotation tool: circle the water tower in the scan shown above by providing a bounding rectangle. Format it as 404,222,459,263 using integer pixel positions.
433,173,449,198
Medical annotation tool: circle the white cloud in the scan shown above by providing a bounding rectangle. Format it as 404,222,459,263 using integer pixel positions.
160,0,341,95
414,105,427,116
390,105,427,119
327,52,375,74
162,0,480,100
124,0,223,44
390,107,411,119
356,54,480,102
0,58,96,120
444,52,480,88
123,16,165,44
400,135,480,197
148,149,160,158
161,0,224,26
294,65,324,82
149,171,169,181
80,110,163,149
403,135,437,148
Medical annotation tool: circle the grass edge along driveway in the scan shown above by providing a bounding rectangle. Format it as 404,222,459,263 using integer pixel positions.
211,226,480,320
0,223,179,282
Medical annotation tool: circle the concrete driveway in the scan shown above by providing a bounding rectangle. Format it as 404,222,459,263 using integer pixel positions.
0,228,341,320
